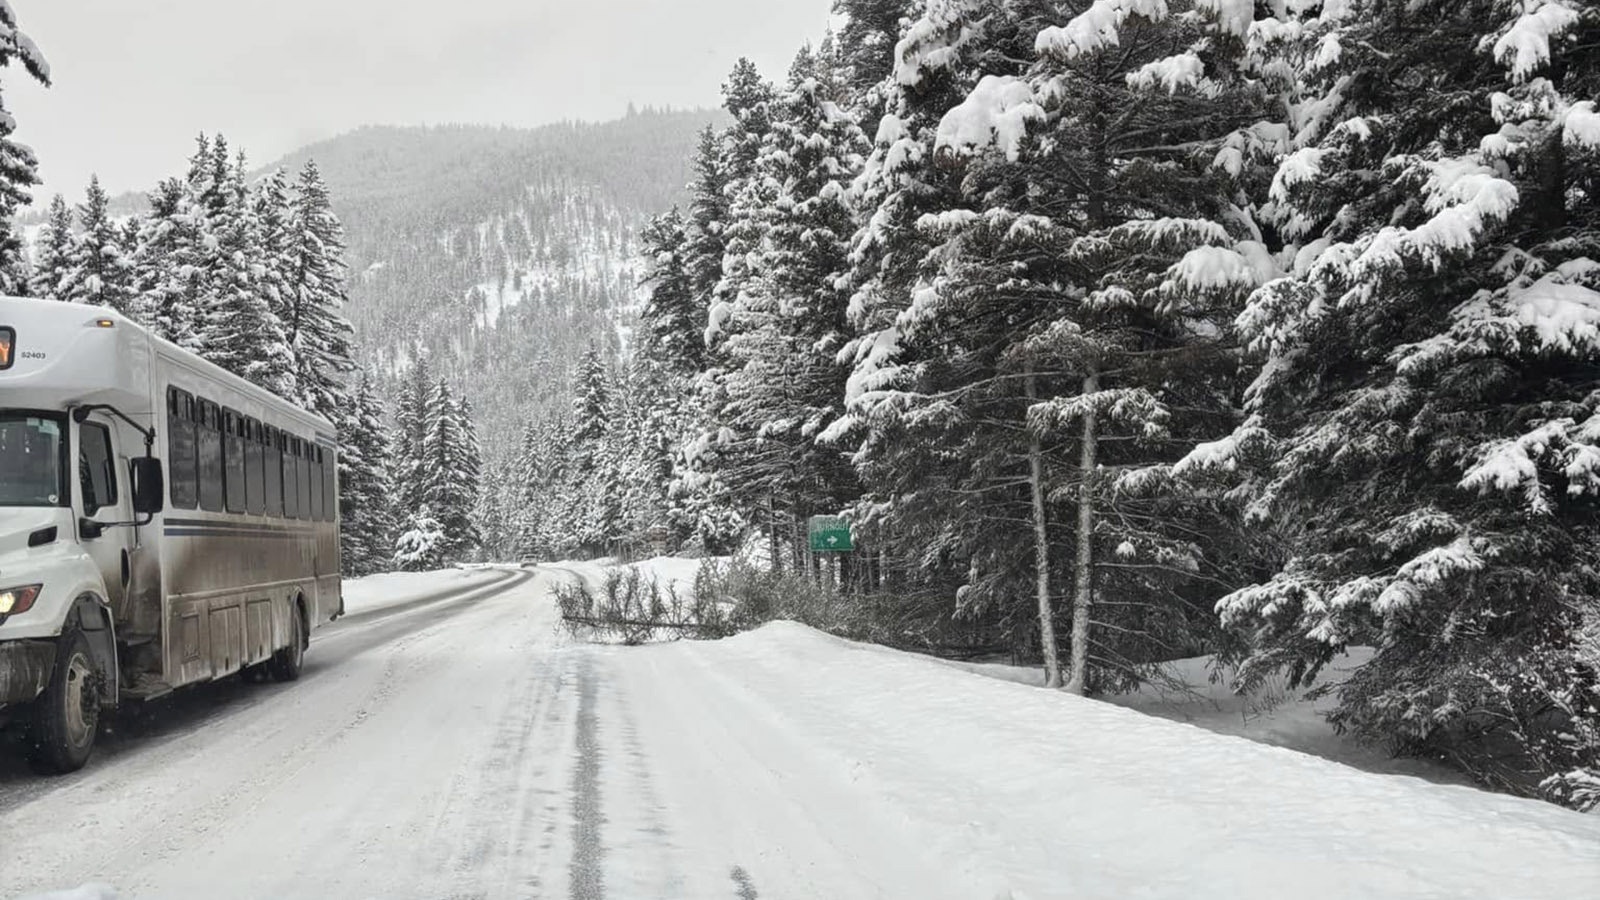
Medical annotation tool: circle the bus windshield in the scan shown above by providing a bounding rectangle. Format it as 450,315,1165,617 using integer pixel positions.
0,411,67,508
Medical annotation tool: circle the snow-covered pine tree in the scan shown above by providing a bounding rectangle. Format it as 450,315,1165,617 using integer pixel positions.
392,351,435,517
416,379,482,563
519,413,576,558
559,347,620,556
27,194,72,301
702,46,870,572
834,0,1259,688
253,168,297,352
832,0,913,118
393,509,446,572
339,370,396,576
59,175,136,312
0,3,48,293
285,159,356,417
835,0,1064,673
446,391,484,560
665,59,786,561
638,207,702,375
195,152,294,393
616,355,690,550
131,175,211,351
571,346,610,460
1176,0,1600,809
683,125,731,320
705,59,778,332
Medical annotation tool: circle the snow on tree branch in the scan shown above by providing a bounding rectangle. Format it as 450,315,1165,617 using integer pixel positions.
1375,535,1486,614
934,76,1043,161
1564,101,1600,149
1036,0,1172,60
1126,52,1207,94
1349,157,1520,276
1484,0,1585,82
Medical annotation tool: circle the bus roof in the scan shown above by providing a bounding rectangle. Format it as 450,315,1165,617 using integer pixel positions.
0,295,335,436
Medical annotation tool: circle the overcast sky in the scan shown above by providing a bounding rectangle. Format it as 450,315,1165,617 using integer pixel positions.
7,0,836,198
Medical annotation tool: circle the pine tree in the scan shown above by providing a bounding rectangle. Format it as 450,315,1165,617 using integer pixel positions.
254,168,297,347
421,379,482,561
571,346,610,453
131,178,207,349
833,0,1259,687
27,194,72,301
638,207,702,374
701,46,871,572
0,4,49,293
285,159,356,416
196,151,294,393
59,175,136,313
683,126,731,316
339,370,396,575
1176,0,1600,808
832,0,911,101
392,351,435,516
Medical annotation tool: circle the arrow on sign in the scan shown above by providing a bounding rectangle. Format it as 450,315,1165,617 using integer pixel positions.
828,536,839,546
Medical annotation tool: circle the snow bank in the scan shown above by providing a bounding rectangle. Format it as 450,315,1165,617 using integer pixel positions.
624,555,707,596
666,623,1600,898
340,567,507,617
551,556,714,599
961,647,1474,784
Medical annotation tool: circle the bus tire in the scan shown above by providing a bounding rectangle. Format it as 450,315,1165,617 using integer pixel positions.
268,603,305,683
27,628,101,774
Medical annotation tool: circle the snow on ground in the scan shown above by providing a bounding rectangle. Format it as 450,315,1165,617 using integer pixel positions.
620,555,709,596
629,622,1600,899
949,647,1469,784
338,565,508,617
6,579,1596,899
17,886,118,900
544,555,716,599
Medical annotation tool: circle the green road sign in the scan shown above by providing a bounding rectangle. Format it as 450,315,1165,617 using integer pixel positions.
808,515,853,553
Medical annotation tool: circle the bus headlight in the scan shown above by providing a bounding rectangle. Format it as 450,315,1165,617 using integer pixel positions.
0,585,42,616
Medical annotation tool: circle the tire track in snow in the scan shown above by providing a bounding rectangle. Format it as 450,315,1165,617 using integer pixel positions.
602,648,685,897
569,656,605,900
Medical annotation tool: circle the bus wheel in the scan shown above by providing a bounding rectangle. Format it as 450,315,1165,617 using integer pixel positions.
268,605,305,683
28,629,100,774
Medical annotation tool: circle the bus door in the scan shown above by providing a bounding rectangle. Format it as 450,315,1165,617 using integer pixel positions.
73,412,136,610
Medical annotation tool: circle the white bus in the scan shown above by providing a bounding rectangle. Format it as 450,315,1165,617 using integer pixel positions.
0,296,342,772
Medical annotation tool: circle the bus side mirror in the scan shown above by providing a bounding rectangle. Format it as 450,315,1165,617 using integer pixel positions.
131,458,165,516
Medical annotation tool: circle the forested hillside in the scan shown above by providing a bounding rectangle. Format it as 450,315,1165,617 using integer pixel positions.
261,112,719,457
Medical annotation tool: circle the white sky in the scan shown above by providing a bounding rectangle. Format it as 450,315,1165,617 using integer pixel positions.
7,0,836,198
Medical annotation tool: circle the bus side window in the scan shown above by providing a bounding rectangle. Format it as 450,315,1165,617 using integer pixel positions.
324,447,337,521
264,425,283,518
167,387,198,510
245,418,265,516
282,433,299,520
296,437,312,521
309,445,325,523
222,408,246,514
197,400,224,513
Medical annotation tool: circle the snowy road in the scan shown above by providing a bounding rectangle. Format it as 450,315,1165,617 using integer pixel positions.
2,564,1598,899
0,566,961,900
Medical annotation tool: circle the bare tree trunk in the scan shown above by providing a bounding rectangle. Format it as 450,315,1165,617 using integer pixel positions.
1064,367,1099,696
1027,361,1064,689
790,505,805,577
768,494,781,574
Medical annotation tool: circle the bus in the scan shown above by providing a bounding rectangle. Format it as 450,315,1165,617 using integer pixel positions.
0,296,342,772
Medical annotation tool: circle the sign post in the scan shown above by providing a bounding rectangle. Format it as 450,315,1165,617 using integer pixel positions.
808,516,853,553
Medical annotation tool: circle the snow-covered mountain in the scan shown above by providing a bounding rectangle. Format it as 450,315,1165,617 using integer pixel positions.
261,110,719,457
